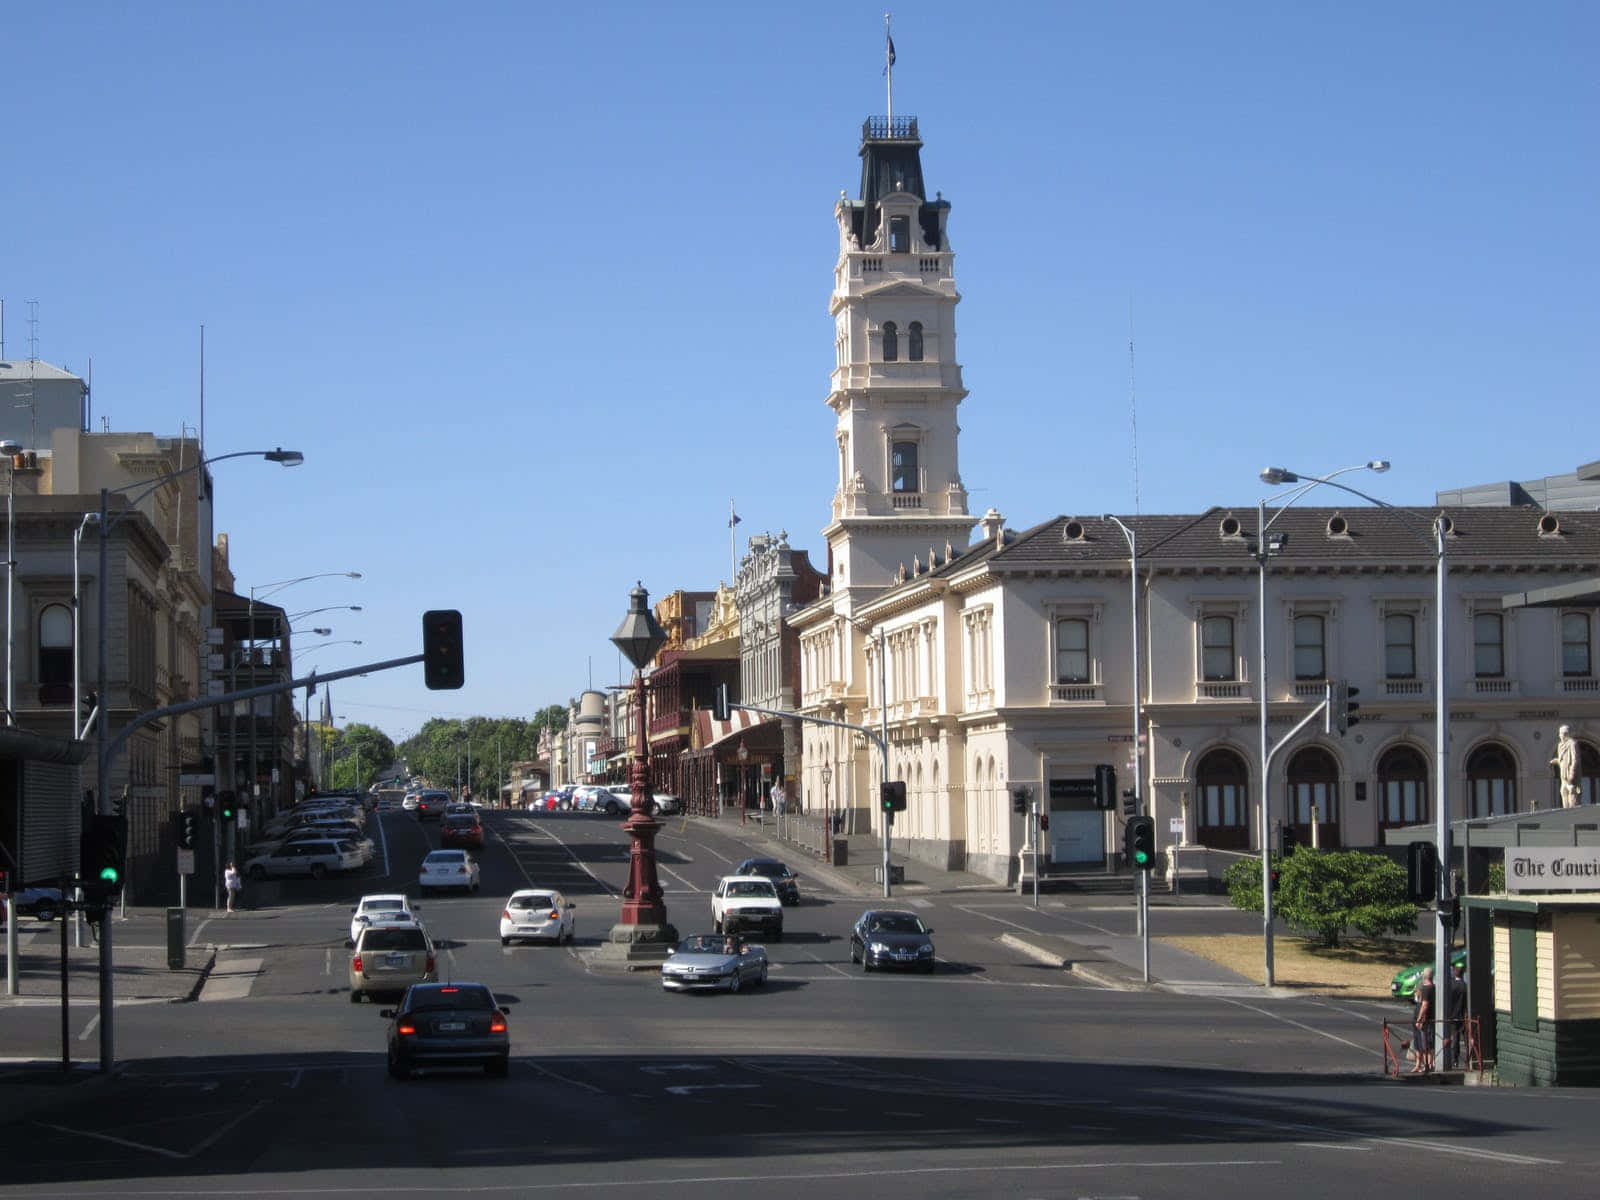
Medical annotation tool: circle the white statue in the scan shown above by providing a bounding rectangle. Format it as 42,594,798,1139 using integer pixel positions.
1552,724,1580,808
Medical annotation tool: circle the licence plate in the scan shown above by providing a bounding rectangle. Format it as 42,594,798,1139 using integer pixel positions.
438,1021,466,1032
385,954,408,966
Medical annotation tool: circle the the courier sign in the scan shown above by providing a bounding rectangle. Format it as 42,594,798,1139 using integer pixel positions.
1506,848,1600,892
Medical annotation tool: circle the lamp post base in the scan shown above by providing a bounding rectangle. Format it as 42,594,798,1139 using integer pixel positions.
592,920,680,967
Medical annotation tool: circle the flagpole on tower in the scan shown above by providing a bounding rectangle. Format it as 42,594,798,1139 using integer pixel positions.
885,14,895,125
729,499,741,582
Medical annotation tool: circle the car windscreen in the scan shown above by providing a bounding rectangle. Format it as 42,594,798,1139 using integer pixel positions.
870,914,926,934
745,861,790,878
726,881,776,897
510,894,555,910
360,929,427,951
680,936,735,955
407,986,494,1012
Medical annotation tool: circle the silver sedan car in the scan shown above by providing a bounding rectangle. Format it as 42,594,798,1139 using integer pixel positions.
661,934,769,993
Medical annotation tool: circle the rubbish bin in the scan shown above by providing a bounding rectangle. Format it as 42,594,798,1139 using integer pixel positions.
831,838,848,867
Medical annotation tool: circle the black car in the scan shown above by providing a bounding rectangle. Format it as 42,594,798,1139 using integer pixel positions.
382,982,509,1079
735,858,801,906
849,909,936,973
3,887,64,922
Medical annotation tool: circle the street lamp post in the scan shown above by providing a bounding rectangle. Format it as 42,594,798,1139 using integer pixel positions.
821,762,833,863
1102,514,1150,981
1261,464,1450,1050
94,446,303,1071
1250,461,1389,986
2,438,20,727
597,582,677,964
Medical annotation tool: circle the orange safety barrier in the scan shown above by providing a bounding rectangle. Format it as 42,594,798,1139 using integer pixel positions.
1382,1017,1484,1076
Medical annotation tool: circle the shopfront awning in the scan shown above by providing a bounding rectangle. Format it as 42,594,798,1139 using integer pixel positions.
691,708,779,751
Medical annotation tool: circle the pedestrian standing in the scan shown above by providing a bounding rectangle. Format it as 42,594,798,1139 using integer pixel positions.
1412,966,1436,1073
1447,961,1468,1067
224,861,242,915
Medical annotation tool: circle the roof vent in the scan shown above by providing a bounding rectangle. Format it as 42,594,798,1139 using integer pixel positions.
1538,513,1561,537
1326,514,1349,537
1062,519,1086,542
1219,515,1242,538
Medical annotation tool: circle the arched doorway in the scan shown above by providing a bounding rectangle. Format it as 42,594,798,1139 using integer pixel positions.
1467,743,1517,817
1377,744,1430,835
1195,748,1250,851
1286,746,1341,848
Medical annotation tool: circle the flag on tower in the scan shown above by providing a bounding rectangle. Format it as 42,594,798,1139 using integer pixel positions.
729,505,742,529
886,34,896,71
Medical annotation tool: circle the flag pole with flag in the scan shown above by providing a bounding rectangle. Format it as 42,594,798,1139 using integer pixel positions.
729,500,742,581
884,14,895,126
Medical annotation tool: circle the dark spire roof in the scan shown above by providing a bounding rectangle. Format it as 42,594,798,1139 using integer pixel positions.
848,117,948,251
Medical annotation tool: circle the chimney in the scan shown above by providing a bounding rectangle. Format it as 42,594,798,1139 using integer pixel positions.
978,507,1005,543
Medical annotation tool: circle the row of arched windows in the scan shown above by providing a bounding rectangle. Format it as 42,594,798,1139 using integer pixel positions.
881,321,924,362
1192,740,1600,851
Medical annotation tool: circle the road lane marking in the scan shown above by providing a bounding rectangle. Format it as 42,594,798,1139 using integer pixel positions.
659,864,704,892
37,1120,186,1160
491,818,615,895
528,1061,606,1093
76,1013,99,1042
200,957,264,1002
1216,997,1369,1054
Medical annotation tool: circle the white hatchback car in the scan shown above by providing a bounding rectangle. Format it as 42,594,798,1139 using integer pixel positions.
499,890,576,945
418,849,480,894
349,893,418,944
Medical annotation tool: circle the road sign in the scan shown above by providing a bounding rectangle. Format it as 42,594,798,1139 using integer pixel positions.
129,785,165,800
176,849,195,875
1169,818,1185,836
177,773,215,787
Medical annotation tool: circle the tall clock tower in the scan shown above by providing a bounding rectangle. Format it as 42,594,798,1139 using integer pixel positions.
823,115,974,610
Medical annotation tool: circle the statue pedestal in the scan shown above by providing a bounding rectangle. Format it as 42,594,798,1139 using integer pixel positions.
591,921,679,968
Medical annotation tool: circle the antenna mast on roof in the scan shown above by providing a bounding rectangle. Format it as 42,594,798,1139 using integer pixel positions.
25,300,39,452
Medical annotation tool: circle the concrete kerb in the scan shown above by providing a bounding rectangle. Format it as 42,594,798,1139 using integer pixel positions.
997,931,1151,991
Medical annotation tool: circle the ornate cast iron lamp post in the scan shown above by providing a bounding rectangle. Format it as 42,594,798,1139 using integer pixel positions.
597,582,678,963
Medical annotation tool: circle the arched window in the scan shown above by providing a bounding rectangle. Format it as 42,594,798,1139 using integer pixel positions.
1286,746,1341,847
1378,745,1430,831
891,440,919,493
908,321,924,361
882,321,898,362
1293,614,1325,680
1195,748,1250,851
889,215,910,253
1467,743,1517,817
38,603,73,686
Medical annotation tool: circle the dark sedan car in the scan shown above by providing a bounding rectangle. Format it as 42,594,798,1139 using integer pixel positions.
439,813,484,850
382,982,509,1079
849,909,936,973
735,857,801,906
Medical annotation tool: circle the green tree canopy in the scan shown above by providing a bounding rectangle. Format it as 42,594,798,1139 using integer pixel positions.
393,706,568,801
1223,849,1418,948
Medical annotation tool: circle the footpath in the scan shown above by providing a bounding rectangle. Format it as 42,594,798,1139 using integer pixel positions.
692,808,1275,997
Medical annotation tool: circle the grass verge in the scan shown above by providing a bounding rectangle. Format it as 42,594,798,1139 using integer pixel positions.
1158,933,1431,1002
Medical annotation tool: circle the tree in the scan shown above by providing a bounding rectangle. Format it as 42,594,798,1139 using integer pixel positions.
322,723,396,790
1223,849,1418,948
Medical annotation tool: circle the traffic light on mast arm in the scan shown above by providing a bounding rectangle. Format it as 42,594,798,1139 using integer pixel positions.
1093,764,1117,811
422,609,465,690
1330,679,1361,736
880,781,907,813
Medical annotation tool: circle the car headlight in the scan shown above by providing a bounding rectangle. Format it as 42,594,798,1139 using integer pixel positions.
869,941,888,954
918,945,933,954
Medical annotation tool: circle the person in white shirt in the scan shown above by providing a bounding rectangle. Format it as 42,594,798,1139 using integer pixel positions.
224,862,242,914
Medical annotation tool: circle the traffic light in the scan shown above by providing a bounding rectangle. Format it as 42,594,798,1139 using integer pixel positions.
422,609,465,690
880,781,907,813
1012,787,1029,815
1269,865,1282,893
1124,815,1156,871
1121,788,1138,817
1093,764,1117,811
79,814,125,902
219,791,237,822
1280,824,1300,857
176,809,199,851
1332,680,1361,736
712,683,731,722
1407,840,1438,904
1039,813,1050,832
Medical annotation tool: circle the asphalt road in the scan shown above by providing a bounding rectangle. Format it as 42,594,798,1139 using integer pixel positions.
1,806,1593,1197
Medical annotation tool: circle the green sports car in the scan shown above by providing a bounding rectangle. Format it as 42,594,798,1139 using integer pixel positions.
1391,947,1467,1001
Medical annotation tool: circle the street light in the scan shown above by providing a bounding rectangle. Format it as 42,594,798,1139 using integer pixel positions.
820,762,834,864
600,582,677,963
1259,461,1450,1050
287,605,363,621
1251,460,1389,986
291,626,333,637
1102,514,1150,982
93,446,302,1071
1,439,23,726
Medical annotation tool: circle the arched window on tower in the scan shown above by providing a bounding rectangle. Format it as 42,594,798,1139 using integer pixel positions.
38,603,73,688
882,322,898,362
908,322,924,361
889,215,910,253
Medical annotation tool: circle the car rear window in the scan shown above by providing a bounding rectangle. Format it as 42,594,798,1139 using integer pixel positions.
425,851,466,863
361,929,427,951
511,894,555,910
408,985,494,1011
444,815,477,828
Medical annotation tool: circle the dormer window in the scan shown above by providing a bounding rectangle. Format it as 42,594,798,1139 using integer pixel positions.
892,440,919,493
908,321,924,361
889,215,910,253
882,321,898,362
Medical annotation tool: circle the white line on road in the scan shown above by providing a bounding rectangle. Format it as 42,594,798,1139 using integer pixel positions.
1216,996,1370,1054
528,1061,606,1093
37,1120,186,1160
659,864,704,892
76,1013,99,1042
185,916,215,948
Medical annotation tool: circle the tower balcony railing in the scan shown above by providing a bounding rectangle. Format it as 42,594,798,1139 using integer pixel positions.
863,116,919,141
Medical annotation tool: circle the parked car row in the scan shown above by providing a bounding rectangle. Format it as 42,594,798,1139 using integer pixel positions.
243,799,376,880
523,784,682,817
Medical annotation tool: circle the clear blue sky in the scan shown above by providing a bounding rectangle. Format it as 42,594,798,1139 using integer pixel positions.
3,3,1595,746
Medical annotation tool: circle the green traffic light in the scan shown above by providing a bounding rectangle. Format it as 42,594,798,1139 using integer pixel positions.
98,866,120,883
1133,850,1149,866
